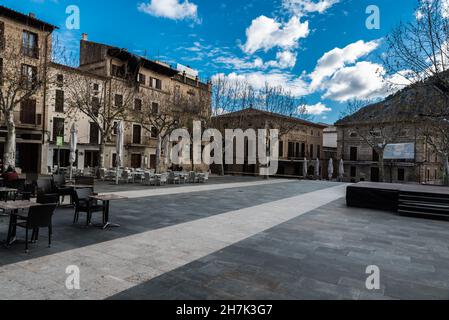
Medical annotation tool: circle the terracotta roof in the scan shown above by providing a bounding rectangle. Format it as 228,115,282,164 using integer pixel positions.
213,108,327,128
0,5,58,32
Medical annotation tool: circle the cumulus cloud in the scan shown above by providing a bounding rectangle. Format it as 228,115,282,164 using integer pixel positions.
303,102,332,115
321,61,392,101
283,0,340,17
138,0,198,21
242,15,309,54
309,39,381,90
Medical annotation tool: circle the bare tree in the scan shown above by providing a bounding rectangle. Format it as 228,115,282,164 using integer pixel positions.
342,99,409,182
383,0,449,182
64,74,135,168
0,38,50,167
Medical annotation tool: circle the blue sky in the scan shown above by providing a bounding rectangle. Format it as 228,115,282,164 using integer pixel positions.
4,0,418,123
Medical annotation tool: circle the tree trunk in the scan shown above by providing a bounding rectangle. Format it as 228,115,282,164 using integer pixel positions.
155,134,162,173
3,112,16,169
378,150,385,183
99,141,106,168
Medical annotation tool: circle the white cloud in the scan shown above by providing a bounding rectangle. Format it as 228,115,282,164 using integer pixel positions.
213,72,309,96
266,50,298,69
310,39,380,90
242,15,309,54
321,61,392,102
303,102,331,115
138,0,198,21
283,0,340,17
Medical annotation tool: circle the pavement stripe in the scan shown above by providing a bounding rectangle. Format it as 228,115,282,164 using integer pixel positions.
0,183,348,300
101,179,293,198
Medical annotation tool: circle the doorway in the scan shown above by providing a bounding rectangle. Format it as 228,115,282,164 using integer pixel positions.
131,153,142,168
371,167,380,182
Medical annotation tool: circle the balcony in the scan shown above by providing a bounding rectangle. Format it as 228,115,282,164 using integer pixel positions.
21,45,39,59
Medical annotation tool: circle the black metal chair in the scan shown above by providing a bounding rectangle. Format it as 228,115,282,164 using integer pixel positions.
52,174,73,204
5,179,32,201
15,204,57,253
36,178,58,200
72,188,104,226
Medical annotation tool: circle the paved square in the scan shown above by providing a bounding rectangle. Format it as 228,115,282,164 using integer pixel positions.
1,177,448,300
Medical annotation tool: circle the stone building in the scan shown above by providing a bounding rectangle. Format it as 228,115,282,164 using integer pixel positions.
212,108,325,177
0,6,57,173
336,89,442,184
1,5,212,173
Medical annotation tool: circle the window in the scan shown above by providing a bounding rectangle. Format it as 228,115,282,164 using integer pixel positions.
372,149,379,162
21,64,37,89
350,166,356,178
295,142,300,158
22,30,38,58
93,83,99,91
133,124,142,144
92,97,100,117
151,102,159,114
89,122,100,144
288,142,295,158
55,90,64,112
112,121,118,135
53,117,64,141
20,99,37,125
115,94,123,107
350,147,358,161
350,132,358,138
111,64,125,78
134,98,142,111
301,143,305,157
56,74,64,86
150,77,162,90
138,73,146,85
310,144,314,158
397,168,405,181
279,141,284,157
317,145,321,158
150,126,158,138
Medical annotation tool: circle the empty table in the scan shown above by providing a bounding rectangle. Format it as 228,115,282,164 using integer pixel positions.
89,194,128,229
0,201,43,246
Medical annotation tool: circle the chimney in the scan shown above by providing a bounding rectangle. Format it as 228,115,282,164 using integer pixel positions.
29,12,36,19
81,33,88,41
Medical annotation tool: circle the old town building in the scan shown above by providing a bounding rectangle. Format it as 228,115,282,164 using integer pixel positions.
0,5,211,173
212,108,326,177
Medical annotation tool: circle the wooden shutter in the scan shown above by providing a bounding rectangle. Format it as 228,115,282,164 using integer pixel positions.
20,99,36,125
55,90,64,112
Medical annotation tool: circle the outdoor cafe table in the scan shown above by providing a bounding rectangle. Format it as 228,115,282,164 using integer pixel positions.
89,194,128,230
0,200,43,246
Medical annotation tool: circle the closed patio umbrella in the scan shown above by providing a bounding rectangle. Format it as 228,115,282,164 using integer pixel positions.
303,158,308,177
69,123,77,182
115,121,124,185
328,158,334,180
339,159,345,181
315,158,320,178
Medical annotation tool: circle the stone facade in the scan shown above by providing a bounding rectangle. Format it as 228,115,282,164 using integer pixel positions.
0,6,212,173
212,108,325,177
337,119,441,184
0,6,56,173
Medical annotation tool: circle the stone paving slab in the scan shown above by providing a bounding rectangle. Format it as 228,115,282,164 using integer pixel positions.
0,183,347,299
111,198,449,300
